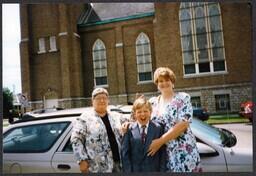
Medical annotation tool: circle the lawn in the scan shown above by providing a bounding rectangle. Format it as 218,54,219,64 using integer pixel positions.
206,115,249,124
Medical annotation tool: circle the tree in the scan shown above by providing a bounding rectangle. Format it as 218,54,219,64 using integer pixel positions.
3,87,13,119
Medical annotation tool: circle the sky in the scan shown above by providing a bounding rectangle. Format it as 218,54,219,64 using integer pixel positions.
2,4,21,94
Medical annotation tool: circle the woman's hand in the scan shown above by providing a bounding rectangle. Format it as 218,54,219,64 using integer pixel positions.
79,160,89,173
147,138,164,156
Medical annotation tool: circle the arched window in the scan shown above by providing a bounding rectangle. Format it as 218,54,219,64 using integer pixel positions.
92,39,108,86
136,33,153,82
179,2,226,75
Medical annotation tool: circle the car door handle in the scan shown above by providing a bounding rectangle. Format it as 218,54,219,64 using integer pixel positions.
57,164,71,170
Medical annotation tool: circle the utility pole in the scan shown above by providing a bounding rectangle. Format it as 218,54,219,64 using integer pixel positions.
12,84,16,94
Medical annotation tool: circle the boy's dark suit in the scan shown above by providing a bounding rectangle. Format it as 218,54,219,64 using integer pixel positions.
121,121,166,172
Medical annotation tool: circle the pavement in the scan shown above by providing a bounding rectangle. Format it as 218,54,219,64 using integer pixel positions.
3,119,9,126
2,118,19,131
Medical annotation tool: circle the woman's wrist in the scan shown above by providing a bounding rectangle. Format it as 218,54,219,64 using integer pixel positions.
159,136,166,146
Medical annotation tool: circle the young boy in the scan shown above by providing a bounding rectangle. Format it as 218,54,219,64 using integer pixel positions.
121,97,166,172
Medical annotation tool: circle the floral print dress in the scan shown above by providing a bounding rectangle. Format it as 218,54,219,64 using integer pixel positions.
149,92,201,172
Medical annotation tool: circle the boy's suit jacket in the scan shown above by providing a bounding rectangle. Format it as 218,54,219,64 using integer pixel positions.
122,121,166,172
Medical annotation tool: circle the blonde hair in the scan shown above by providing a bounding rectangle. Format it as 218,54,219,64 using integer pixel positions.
153,67,176,85
132,97,152,113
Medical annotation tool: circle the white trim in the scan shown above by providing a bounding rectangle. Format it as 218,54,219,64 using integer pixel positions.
94,84,109,88
62,94,128,102
38,38,46,54
212,89,231,95
58,32,68,36
30,97,87,104
73,32,80,38
21,38,29,42
189,91,202,97
49,49,58,53
175,82,251,92
115,43,123,47
84,97,92,101
93,39,108,87
30,100,43,104
37,51,46,54
137,80,154,85
183,71,228,78
49,36,57,52
109,94,128,98
58,97,87,101
136,32,153,83
210,62,214,73
180,2,226,76
127,92,159,98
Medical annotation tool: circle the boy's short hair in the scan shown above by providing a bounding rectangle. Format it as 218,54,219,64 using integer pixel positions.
132,97,152,113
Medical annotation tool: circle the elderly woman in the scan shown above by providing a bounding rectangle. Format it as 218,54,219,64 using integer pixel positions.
147,67,201,172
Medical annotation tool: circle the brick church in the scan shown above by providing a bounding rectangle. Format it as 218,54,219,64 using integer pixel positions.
19,2,252,114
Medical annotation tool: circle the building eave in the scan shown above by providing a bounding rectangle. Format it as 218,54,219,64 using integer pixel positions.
78,12,154,28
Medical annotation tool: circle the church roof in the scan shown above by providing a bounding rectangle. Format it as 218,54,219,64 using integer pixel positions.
78,3,154,27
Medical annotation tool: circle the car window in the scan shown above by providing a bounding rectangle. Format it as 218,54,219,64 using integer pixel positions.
62,138,73,152
191,118,236,147
191,118,222,144
3,122,70,153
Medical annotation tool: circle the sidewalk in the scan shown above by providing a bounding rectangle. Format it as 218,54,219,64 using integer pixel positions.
3,119,9,126
3,118,19,127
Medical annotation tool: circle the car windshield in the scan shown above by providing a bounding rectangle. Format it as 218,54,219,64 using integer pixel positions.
191,118,236,147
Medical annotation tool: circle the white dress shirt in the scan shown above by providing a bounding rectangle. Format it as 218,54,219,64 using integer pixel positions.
137,122,149,135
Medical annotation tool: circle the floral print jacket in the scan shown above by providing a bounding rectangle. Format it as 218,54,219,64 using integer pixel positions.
71,109,126,173
150,92,201,172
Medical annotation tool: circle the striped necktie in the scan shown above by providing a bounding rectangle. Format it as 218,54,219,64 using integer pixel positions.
141,125,146,144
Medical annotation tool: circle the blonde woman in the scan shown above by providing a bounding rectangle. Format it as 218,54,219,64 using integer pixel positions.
148,67,201,172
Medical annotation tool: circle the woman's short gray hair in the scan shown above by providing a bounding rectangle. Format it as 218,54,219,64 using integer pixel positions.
92,88,109,99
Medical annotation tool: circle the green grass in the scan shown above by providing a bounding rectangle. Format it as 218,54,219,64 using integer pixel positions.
206,115,250,125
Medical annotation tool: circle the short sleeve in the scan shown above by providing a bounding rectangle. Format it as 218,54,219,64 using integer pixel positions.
149,96,157,104
177,93,193,123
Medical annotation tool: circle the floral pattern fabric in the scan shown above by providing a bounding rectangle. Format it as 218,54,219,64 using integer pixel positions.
149,92,201,172
71,110,126,173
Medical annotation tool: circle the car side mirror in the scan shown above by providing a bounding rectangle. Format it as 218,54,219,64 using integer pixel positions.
197,142,219,157
220,128,237,147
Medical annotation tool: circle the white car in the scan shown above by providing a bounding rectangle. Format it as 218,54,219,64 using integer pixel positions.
3,107,252,173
